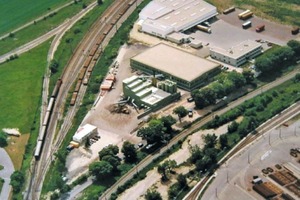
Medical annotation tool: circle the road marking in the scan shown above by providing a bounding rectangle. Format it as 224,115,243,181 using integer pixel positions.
261,150,272,160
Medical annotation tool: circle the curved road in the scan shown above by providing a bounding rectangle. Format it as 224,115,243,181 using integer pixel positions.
0,148,14,200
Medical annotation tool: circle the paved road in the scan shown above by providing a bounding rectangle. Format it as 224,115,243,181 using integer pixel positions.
0,1,74,40
0,1,97,64
202,116,300,200
0,148,15,200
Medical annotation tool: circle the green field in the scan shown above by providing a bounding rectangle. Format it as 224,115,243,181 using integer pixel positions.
0,0,71,35
0,0,93,56
0,41,49,133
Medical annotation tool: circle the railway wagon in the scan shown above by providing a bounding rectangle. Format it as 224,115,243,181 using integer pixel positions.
96,35,105,45
83,72,91,85
51,79,62,97
83,56,93,68
128,0,136,6
34,140,43,159
88,61,97,72
103,24,113,35
70,92,78,106
111,18,118,25
74,80,82,92
38,126,47,141
42,111,51,126
47,97,55,112
119,4,130,16
78,67,87,80
89,46,98,56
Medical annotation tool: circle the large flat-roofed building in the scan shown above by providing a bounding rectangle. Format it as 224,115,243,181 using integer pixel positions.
131,43,221,91
138,0,218,38
210,40,263,67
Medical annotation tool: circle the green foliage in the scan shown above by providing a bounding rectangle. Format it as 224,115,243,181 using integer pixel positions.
50,59,59,74
255,46,295,73
227,121,239,133
168,183,181,200
287,40,300,58
10,171,25,193
97,0,103,5
0,131,8,147
101,155,120,171
89,161,113,180
294,73,300,83
145,189,162,200
177,173,187,188
160,115,176,133
98,144,119,159
219,134,229,150
121,141,137,163
137,120,167,144
173,106,188,121
202,134,217,149
157,160,177,181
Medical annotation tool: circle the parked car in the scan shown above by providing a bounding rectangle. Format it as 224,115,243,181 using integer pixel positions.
187,97,194,102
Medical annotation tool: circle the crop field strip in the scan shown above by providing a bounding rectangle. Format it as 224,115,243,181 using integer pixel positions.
0,0,72,35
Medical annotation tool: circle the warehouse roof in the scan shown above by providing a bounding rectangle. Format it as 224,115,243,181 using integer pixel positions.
131,43,220,82
73,124,97,142
140,0,217,32
210,40,262,59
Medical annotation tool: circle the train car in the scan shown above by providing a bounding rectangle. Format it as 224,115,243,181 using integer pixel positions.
74,80,82,92
38,126,47,141
51,79,62,97
119,5,129,16
96,35,105,45
42,111,51,126
47,97,55,112
34,140,43,159
89,46,98,56
83,56,93,68
88,61,96,72
78,67,87,80
103,24,113,35
83,72,91,85
70,92,78,106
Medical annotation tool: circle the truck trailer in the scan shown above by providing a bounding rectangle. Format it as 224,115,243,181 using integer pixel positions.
256,25,265,32
238,10,253,20
196,25,211,33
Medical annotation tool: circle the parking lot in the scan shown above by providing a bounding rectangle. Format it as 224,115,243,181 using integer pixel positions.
187,9,298,50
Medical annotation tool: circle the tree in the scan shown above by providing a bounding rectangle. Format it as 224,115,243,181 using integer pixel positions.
192,87,216,109
145,189,162,200
121,141,137,163
242,68,254,83
294,73,300,83
10,171,25,192
173,106,188,122
177,173,187,188
287,40,300,57
219,134,229,150
202,134,217,149
98,144,119,160
101,155,120,171
227,71,246,87
160,115,176,133
89,161,113,180
228,121,239,133
189,145,203,164
50,59,59,74
157,160,177,181
97,0,103,5
0,131,8,147
137,120,166,144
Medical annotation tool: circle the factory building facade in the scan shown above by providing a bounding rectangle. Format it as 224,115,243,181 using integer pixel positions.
130,43,221,91
210,40,263,67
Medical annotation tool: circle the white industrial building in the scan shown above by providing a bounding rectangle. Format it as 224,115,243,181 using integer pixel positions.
210,40,263,67
72,124,97,144
138,0,218,38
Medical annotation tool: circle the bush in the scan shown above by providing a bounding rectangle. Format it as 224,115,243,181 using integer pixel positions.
0,131,8,147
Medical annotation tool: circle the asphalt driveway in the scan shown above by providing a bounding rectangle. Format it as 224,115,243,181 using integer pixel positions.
0,148,14,200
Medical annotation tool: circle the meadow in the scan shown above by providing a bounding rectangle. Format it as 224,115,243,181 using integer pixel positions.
0,0,70,35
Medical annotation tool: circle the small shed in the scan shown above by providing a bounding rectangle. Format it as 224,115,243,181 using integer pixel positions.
72,124,97,144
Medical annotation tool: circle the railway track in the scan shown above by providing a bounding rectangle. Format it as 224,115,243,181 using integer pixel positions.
26,1,139,199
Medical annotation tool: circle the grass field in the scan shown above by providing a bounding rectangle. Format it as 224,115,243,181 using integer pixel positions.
0,0,71,36
207,0,300,26
0,0,94,56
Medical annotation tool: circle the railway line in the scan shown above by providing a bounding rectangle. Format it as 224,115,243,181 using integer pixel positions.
25,0,139,199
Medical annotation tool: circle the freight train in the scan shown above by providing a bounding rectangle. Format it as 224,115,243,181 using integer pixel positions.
34,79,62,159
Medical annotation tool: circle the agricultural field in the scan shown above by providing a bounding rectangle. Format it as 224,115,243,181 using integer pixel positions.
0,0,70,35
0,41,50,168
207,0,300,26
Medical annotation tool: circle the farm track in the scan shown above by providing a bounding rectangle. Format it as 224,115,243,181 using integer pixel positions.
25,1,139,200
